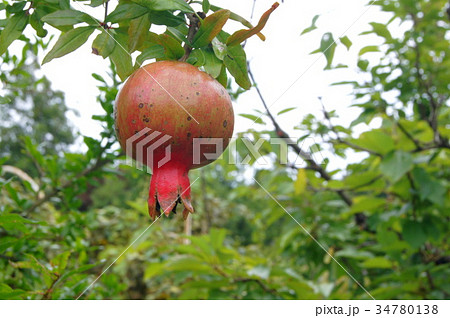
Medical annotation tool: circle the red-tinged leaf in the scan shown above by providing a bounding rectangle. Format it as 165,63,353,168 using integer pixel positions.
226,2,279,46
191,9,230,48
210,4,265,41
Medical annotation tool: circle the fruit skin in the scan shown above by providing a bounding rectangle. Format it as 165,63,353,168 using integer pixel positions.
114,61,234,220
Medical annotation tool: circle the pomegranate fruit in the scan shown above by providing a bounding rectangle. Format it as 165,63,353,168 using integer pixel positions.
114,61,234,220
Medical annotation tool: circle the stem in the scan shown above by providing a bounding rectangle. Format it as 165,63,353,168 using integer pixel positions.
103,0,109,29
200,170,212,233
179,12,205,62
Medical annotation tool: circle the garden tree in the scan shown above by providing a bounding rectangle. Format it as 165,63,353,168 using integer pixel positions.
0,0,448,300
0,38,75,176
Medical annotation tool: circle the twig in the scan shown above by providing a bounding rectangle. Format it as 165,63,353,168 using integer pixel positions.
43,273,60,300
179,12,205,62
248,66,353,207
320,98,382,157
409,13,448,148
396,120,423,151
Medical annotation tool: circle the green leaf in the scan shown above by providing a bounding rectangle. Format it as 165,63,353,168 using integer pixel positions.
202,48,222,78
216,64,227,88
412,167,445,205
158,34,184,60
368,22,392,42
30,11,48,37
105,4,149,23
51,251,71,274
217,32,250,90
357,59,369,71
91,73,106,83
379,151,413,183
349,196,385,214
131,0,193,12
277,107,296,116
335,248,374,260
202,0,210,13
186,48,206,66
92,31,116,59
350,130,394,155
0,214,34,233
300,15,319,35
0,96,11,104
209,228,226,250
402,220,427,248
359,45,379,56
0,11,28,56
361,257,393,269
340,36,352,50
135,44,165,67
110,35,134,81
128,14,151,52
294,168,307,195
41,10,93,26
192,9,230,48
0,284,26,300
211,37,227,60
239,114,264,125
59,0,70,10
310,32,336,70
148,11,185,26
42,26,95,64
89,0,105,7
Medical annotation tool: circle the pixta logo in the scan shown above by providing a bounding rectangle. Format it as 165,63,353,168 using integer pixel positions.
125,128,325,173
125,127,172,173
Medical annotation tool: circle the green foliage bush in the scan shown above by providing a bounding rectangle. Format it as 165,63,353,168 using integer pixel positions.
0,0,448,299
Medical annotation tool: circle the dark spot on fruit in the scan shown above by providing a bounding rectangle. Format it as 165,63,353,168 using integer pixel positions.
144,118,150,123
138,103,144,108
193,82,197,85
152,88,155,91
187,116,192,121
187,132,191,137
223,120,227,127
150,104,153,107
196,92,200,96
132,119,136,124
186,96,189,100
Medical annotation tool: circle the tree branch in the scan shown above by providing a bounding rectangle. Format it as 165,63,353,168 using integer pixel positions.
248,66,353,207
410,13,449,149
179,12,205,62
319,98,382,157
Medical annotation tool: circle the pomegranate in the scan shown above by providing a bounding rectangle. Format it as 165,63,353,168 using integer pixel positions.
114,61,234,220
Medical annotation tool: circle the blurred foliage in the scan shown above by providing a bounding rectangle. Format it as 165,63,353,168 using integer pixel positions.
0,37,75,176
0,0,449,300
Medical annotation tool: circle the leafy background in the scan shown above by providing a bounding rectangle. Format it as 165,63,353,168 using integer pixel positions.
0,0,449,299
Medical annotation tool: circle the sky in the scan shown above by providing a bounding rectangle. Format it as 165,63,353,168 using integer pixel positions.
4,0,393,169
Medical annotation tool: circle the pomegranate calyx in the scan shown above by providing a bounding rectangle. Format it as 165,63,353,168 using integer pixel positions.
147,161,194,220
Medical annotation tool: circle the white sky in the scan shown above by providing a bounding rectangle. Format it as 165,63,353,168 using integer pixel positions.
3,0,394,168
